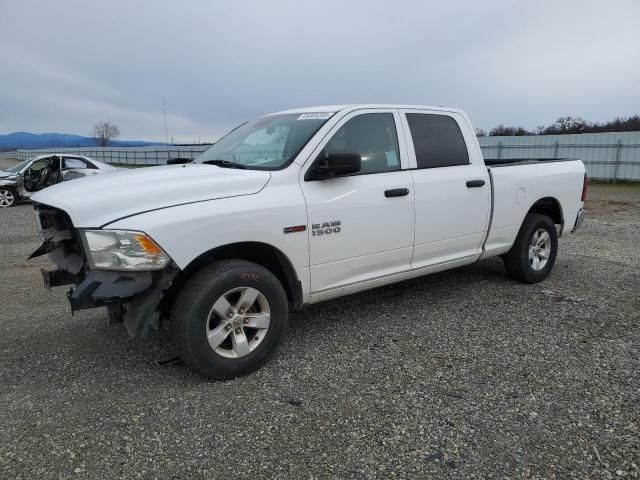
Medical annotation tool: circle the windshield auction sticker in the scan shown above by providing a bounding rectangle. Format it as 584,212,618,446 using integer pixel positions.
297,112,334,120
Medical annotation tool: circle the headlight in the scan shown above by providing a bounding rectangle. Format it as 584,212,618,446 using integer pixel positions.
81,230,170,271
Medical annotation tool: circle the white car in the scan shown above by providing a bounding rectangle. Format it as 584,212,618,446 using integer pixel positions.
30,105,587,379
0,154,117,207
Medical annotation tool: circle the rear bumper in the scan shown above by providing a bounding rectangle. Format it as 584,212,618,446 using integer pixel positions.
572,209,586,232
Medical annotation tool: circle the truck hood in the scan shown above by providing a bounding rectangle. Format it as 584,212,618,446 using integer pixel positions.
31,164,271,227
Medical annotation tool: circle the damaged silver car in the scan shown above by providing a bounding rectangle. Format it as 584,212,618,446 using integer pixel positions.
0,154,118,207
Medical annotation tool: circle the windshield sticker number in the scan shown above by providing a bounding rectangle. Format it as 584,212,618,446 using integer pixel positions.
297,112,334,120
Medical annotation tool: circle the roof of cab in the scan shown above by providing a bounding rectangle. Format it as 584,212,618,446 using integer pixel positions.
267,105,353,115
267,104,465,116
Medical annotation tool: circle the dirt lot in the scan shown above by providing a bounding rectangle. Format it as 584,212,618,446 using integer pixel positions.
1,183,638,479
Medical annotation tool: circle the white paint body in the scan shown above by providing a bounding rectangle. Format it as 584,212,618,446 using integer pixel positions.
32,105,586,305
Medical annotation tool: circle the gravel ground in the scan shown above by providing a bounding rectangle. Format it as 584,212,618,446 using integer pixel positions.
1,183,638,479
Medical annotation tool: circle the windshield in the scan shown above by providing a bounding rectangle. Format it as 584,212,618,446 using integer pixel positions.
194,112,334,170
4,157,35,173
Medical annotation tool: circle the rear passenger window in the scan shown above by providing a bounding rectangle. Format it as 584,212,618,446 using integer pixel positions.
406,114,469,169
321,113,400,175
63,158,89,169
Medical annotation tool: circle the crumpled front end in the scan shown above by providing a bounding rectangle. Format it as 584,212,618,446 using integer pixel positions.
31,203,178,337
0,174,20,189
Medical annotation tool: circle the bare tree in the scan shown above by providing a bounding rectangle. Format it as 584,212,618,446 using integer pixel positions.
93,121,120,147
485,113,640,137
489,124,532,136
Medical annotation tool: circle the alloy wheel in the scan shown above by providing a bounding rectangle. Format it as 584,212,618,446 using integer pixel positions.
528,228,551,270
0,189,15,207
205,287,271,358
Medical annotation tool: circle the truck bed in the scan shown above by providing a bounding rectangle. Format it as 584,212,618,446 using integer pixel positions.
481,157,585,258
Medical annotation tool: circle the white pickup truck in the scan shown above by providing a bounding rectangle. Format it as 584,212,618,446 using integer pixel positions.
31,104,587,379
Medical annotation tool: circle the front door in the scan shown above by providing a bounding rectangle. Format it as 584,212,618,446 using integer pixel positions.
300,109,415,297
23,157,51,193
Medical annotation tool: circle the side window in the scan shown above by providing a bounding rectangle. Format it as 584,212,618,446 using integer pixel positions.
29,158,49,171
406,114,469,169
321,113,400,175
64,157,90,169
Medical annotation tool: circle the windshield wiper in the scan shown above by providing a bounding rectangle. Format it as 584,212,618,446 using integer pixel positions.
202,159,248,169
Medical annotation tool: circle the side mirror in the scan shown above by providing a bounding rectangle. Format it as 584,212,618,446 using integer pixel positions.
307,151,361,180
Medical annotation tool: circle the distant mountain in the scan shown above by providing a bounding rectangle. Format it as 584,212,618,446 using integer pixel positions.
0,132,165,149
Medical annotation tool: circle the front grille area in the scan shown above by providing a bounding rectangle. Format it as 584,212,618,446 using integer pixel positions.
33,203,86,277
32,203,178,337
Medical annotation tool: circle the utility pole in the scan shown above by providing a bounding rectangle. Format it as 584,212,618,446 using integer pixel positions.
163,97,170,150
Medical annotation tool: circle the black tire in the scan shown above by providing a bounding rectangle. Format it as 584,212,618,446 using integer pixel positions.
171,260,288,379
0,188,17,208
503,213,558,283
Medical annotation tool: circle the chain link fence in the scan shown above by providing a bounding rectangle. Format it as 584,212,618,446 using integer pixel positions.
478,131,640,181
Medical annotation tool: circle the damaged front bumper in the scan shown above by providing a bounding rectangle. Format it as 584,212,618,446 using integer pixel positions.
32,204,178,337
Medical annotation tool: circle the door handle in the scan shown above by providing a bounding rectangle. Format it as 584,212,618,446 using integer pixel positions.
385,188,410,198
466,179,486,188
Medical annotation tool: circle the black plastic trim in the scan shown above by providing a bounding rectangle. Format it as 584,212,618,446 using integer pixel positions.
485,158,578,167
41,268,78,290
68,270,154,312
466,179,486,188
385,188,410,197
480,168,495,255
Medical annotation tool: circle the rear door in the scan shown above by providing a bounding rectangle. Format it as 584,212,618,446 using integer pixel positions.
300,109,415,296
62,156,94,181
399,109,491,269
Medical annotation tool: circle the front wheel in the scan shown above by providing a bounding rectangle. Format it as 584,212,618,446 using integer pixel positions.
171,260,288,379
0,188,16,208
503,213,558,283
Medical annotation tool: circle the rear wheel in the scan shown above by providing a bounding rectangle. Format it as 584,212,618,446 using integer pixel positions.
171,260,288,379
503,213,558,283
0,188,16,208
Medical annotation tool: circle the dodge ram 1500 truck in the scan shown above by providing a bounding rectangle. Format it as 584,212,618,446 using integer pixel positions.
30,104,587,379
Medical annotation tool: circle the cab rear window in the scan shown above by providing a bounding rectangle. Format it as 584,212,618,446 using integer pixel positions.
406,114,469,169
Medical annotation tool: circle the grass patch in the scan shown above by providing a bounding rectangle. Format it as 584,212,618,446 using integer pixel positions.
589,178,640,187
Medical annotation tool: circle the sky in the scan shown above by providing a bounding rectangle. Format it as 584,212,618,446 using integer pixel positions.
0,0,639,143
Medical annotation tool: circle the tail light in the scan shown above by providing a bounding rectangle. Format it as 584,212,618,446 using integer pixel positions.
581,174,588,202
